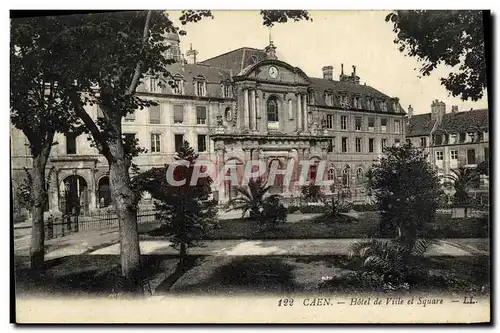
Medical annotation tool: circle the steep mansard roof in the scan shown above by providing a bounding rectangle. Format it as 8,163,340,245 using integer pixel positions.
146,46,404,114
407,108,489,137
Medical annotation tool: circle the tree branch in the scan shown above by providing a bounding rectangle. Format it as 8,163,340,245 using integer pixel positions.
124,10,152,97
69,91,114,162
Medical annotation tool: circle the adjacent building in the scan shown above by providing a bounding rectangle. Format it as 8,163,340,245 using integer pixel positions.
10,32,408,215
406,101,489,184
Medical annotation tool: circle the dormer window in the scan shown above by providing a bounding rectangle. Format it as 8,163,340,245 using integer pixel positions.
379,101,387,112
324,91,333,106
150,76,161,93
307,89,315,105
194,76,207,97
449,133,458,144
353,96,361,109
367,98,375,111
172,75,184,95
221,83,233,98
339,95,350,108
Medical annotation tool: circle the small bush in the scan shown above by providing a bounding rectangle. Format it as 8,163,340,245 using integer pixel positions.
260,196,287,229
351,203,377,212
298,204,327,214
286,205,300,214
300,184,325,203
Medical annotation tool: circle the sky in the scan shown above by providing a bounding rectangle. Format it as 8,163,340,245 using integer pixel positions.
169,10,489,115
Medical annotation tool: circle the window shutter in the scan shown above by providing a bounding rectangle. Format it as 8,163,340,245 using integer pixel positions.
196,106,207,119
149,105,161,124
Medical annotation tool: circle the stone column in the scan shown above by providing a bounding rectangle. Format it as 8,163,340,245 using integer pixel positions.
215,146,226,202
297,94,302,132
251,89,257,131
244,89,249,130
302,94,308,132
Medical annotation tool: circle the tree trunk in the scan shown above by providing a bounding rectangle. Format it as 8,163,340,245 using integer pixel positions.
30,154,47,270
108,152,141,293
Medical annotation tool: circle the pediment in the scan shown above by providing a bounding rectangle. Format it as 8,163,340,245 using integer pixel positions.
236,59,311,86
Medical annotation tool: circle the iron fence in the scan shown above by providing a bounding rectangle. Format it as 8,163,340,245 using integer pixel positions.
14,208,158,241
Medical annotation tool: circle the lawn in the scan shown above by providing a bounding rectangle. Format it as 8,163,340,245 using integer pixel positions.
141,211,489,240
15,253,489,297
165,254,490,295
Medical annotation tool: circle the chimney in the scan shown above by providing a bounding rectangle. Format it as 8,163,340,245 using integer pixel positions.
322,65,333,80
451,105,458,114
407,104,413,118
431,99,446,122
186,43,198,64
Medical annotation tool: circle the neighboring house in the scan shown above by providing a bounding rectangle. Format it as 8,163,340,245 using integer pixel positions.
10,32,406,214
407,102,489,190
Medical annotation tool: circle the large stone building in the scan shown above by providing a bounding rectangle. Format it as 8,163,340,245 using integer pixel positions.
11,33,407,215
406,101,489,185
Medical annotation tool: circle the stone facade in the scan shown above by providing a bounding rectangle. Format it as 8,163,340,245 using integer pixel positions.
10,36,407,214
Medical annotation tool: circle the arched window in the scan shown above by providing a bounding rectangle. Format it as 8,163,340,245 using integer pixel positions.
327,168,335,181
356,168,364,183
98,176,111,208
267,96,279,122
342,167,350,186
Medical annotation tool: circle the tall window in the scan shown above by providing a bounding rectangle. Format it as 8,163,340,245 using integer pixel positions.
450,150,458,160
195,79,206,96
151,133,161,153
355,117,362,131
341,137,348,153
150,77,160,93
124,111,135,122
327,168,335,181
467,132,475,143
149,105,161,124
196,106,207,125
467,149,476,165
327,138,335,152
326,114,334,129
368,117,375,131
368,138,375,153
355,137,362,153
66,133,77,155
174,134,184,153
173,77,184,95
436,151,443,160
288,100,293,119
342,168,350,186
394,120,401,133
380,118,387,132
222,84,232,98
307,90,315,105
267,96,279,122
197,135,207,152
174,105,184,124
341,115,348,130
420,137,427,147
381,138,387,150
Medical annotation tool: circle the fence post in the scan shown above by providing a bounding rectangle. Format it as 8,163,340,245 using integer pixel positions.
73,212,79,233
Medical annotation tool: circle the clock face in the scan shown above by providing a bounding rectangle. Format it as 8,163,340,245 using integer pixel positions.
268,66,279,79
